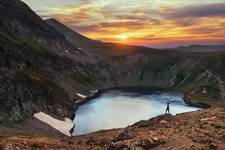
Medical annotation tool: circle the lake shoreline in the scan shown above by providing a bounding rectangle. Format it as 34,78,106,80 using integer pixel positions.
73,86,210,115
72,86,209,135
72,86,173,117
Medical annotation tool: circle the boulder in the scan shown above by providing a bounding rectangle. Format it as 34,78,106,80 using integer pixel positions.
114,129,132,141
159,120,169,124
209,143,218,149
138,138,166,149
200,116,216,122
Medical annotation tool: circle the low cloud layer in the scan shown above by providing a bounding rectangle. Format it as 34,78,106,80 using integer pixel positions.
165,3,225,18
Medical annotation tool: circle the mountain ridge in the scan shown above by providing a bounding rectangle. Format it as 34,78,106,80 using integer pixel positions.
45,18,162,58
166,44,225,52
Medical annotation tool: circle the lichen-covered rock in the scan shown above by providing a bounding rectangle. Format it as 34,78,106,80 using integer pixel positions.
138,138,166,149
114,129,132,141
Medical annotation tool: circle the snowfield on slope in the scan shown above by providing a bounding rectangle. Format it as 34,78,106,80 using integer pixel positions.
34,112,74,136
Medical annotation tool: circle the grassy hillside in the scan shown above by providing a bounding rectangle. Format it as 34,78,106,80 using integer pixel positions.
0,34,101,123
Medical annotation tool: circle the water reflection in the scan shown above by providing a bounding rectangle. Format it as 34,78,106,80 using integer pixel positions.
74,90,199,135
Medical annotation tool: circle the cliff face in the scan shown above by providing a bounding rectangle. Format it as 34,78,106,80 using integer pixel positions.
47,18,225,105
0,0,225,124
0,0,100,123
99,52,225,108
0,35,72,122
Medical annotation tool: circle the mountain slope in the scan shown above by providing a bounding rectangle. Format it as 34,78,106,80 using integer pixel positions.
0,0,104,123
0,33,90,123
0,0,61,41
0,0,84,61
47,18,225,105
1,0,225,128
45,18,101,49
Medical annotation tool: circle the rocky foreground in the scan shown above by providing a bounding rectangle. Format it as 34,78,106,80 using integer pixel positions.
1,106,225,150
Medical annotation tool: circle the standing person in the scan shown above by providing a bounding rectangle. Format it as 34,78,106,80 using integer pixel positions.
165,102,170,114
70,113,76,136
70,124,75,136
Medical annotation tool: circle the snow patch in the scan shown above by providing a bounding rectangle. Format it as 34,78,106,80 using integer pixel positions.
34,112,74,136
91,90,98,94
76,93,87,99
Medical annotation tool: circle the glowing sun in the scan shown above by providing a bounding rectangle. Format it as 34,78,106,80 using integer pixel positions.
116,34,129,40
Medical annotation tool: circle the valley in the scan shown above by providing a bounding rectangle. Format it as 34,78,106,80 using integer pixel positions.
0,0,225,149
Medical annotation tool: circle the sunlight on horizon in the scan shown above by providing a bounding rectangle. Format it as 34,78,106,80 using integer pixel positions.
116,34,129,40
22,0,225,48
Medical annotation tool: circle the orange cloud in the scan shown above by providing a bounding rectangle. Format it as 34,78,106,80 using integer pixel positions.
32,0,225,48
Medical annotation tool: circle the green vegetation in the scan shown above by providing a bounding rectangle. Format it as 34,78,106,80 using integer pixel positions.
24,69,43,82
0,143,3,150
174,69,186,85
57,80,76,98
148,56,178,74
19,39,49,54
0,35,49,54
31,143,44,149
72,72,94,85
191,78,221,105
194,94,218,105
205,78,220,93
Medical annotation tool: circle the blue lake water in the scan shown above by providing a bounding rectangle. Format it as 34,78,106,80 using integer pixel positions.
74,90,200,135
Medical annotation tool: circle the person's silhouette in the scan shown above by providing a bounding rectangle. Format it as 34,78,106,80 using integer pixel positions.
69,113,76,136
165,102,170,114
70,124,75,136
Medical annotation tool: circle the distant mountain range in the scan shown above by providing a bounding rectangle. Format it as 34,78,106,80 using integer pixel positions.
45,18,225,54
45,18,160,59
0,0,225,127
166,45,225,52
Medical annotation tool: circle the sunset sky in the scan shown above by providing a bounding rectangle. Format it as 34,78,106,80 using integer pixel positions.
22,0,225,48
